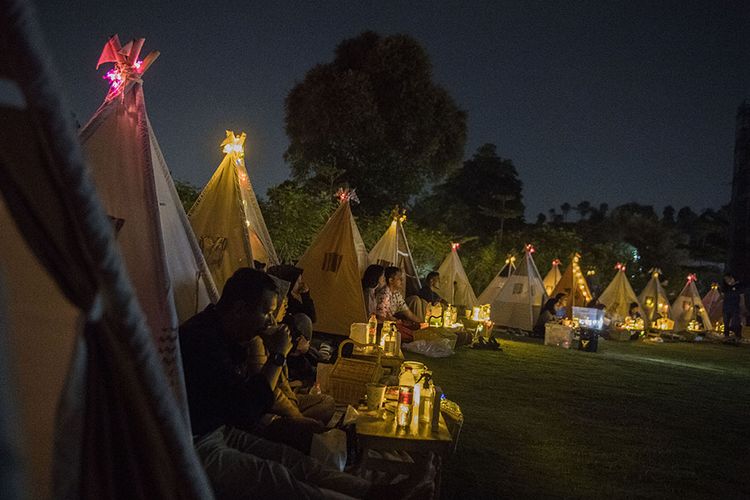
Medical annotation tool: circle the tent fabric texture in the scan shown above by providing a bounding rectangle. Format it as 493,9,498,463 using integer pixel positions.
0,22,211,500
296,200,368,335
79,77,219,391
435,245,477,308
490,249,547,331
477,258,516,306
637,272,671,326
189,131,279,292
551,255,592,317
671,277,713,331
597,267,640,321
368,218,421,297
542,260,562,296
702,284,724,325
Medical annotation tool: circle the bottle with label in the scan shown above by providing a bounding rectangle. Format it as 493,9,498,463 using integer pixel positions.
367,313,377,346
397,366,416,428
419,374,434,424
384,324,397,356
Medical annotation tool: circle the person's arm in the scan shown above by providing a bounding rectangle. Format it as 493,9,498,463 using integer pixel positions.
299,291,316,323
260,325,293,390
376,290,397,321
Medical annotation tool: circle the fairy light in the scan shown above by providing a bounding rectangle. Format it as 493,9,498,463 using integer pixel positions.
686,273,697,283
615,262,626,272
335,187,359,205
525,243,535,254
451,242,460,251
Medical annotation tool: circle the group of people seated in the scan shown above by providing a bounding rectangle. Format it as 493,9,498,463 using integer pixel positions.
362,265,449,342
179,267,436,499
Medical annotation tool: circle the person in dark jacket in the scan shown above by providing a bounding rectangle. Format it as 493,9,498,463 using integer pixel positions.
417,271,447,305
722,272,745,337
532,293,566,337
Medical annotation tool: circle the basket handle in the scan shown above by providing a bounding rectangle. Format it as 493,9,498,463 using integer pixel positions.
338,339,382,363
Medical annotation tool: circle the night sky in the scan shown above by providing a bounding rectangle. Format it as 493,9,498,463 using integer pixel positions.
30,0,750,218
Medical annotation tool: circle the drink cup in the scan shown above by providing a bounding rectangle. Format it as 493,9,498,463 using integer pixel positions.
365,383,387,411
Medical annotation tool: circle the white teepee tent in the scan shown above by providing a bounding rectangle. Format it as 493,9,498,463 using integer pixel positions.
477,254,516,305
702,283,724,326
297,190,368,335
543,259,562,296
597,263,640,321
637,269,671,326
435,243,477,308
79,36,219,387
189,131,279,292
490,245,548,330
671,275,713,331
368,209,421,297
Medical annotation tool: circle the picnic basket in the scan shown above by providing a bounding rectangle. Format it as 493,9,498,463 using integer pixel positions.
329,339,383,405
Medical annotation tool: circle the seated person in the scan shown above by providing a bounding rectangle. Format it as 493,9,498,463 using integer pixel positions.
417,271,448,306
362,264,385,316
628,302,642,319
533,293,566,337
376,266,424,342
180,268,434,499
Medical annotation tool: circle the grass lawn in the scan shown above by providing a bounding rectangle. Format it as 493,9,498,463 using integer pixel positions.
403,335,750,499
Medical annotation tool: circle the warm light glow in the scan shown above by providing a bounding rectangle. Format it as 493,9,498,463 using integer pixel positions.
335,187,359,205
451,242,460,251
615,262,626,272
686,273,697,283
525,243,535,254
552,258,561,267
710,282,719,290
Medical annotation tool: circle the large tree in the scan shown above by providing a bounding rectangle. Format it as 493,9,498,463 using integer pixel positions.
416,144,524,239
284,31,467,213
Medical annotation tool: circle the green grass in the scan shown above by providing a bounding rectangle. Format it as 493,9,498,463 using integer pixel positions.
404,335,750,499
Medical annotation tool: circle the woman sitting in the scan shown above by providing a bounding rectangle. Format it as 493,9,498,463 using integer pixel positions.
362,264,385,316
375,266,424,342
533,293,566,338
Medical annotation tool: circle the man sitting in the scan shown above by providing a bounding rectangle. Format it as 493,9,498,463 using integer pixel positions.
180,267,434,499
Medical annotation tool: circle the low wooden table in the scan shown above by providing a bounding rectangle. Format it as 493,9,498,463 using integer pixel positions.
356,407,453,497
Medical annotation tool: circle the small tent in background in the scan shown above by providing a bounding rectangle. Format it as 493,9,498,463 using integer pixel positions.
543,258,562,296
297,189,368,335
189,131,279,291
436,243,478,308
597,263,640,321
477,254,516,305
671,274,713,331
637,268,671,326
490,244,547,331
79,35,218,390
368,207,421,297
702,283,724,326
551,253,592,317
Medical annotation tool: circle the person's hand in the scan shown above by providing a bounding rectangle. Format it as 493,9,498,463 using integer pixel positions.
265,324,293,356
298,280,310,295
296,336,311,354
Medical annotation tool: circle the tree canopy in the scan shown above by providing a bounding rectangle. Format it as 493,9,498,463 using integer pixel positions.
284,31,467,213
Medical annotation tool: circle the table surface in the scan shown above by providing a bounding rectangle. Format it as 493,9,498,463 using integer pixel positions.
356,406,452,449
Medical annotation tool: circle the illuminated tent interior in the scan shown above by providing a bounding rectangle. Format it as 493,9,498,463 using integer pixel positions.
297,190,369,335
435,243,478,308
189,131,279,292
490,245,547,331
0,25,210,498
368,208,421,297
551,253,592,317
542,258,562,296
671,275,713,331
597,263,640,321
637,269,671,327
477,254,516,305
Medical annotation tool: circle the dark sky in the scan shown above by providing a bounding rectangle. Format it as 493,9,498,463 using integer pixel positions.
31,0,750,218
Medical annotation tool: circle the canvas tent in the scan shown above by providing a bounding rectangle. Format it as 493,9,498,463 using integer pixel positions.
637,269,671,326
477,254,516,305
297,190,368,335
189,131,279,291
702,283,724,325
79,36,219,391
543,259,562,296
551,253,592,317
490,245,547,331
368,209,421,297
435,243,478,308
0,25,210,499
597,263,640,321
671,275,713,331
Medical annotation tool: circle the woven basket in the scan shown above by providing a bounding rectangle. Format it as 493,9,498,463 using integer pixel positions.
329,339,383,405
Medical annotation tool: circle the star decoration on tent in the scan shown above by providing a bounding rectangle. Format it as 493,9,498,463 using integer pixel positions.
97,35,159,100
335,187,359,205
710,282,719,290
686,273,697,283
551,258,561,267
525,243,535,254
614,262,626,272
390,205,407,223
648,267,662,278
505,254,516,265
221,131,246,158
451,242,460,251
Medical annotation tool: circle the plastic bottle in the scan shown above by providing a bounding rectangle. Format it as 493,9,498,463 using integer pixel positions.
431,385,443,431
384,324,397,355
309,382,322,395
397,366,416,428
419,375,434,424
367,313,377,345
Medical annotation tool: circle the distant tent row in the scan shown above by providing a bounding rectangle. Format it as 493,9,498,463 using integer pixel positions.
597,263,639,321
